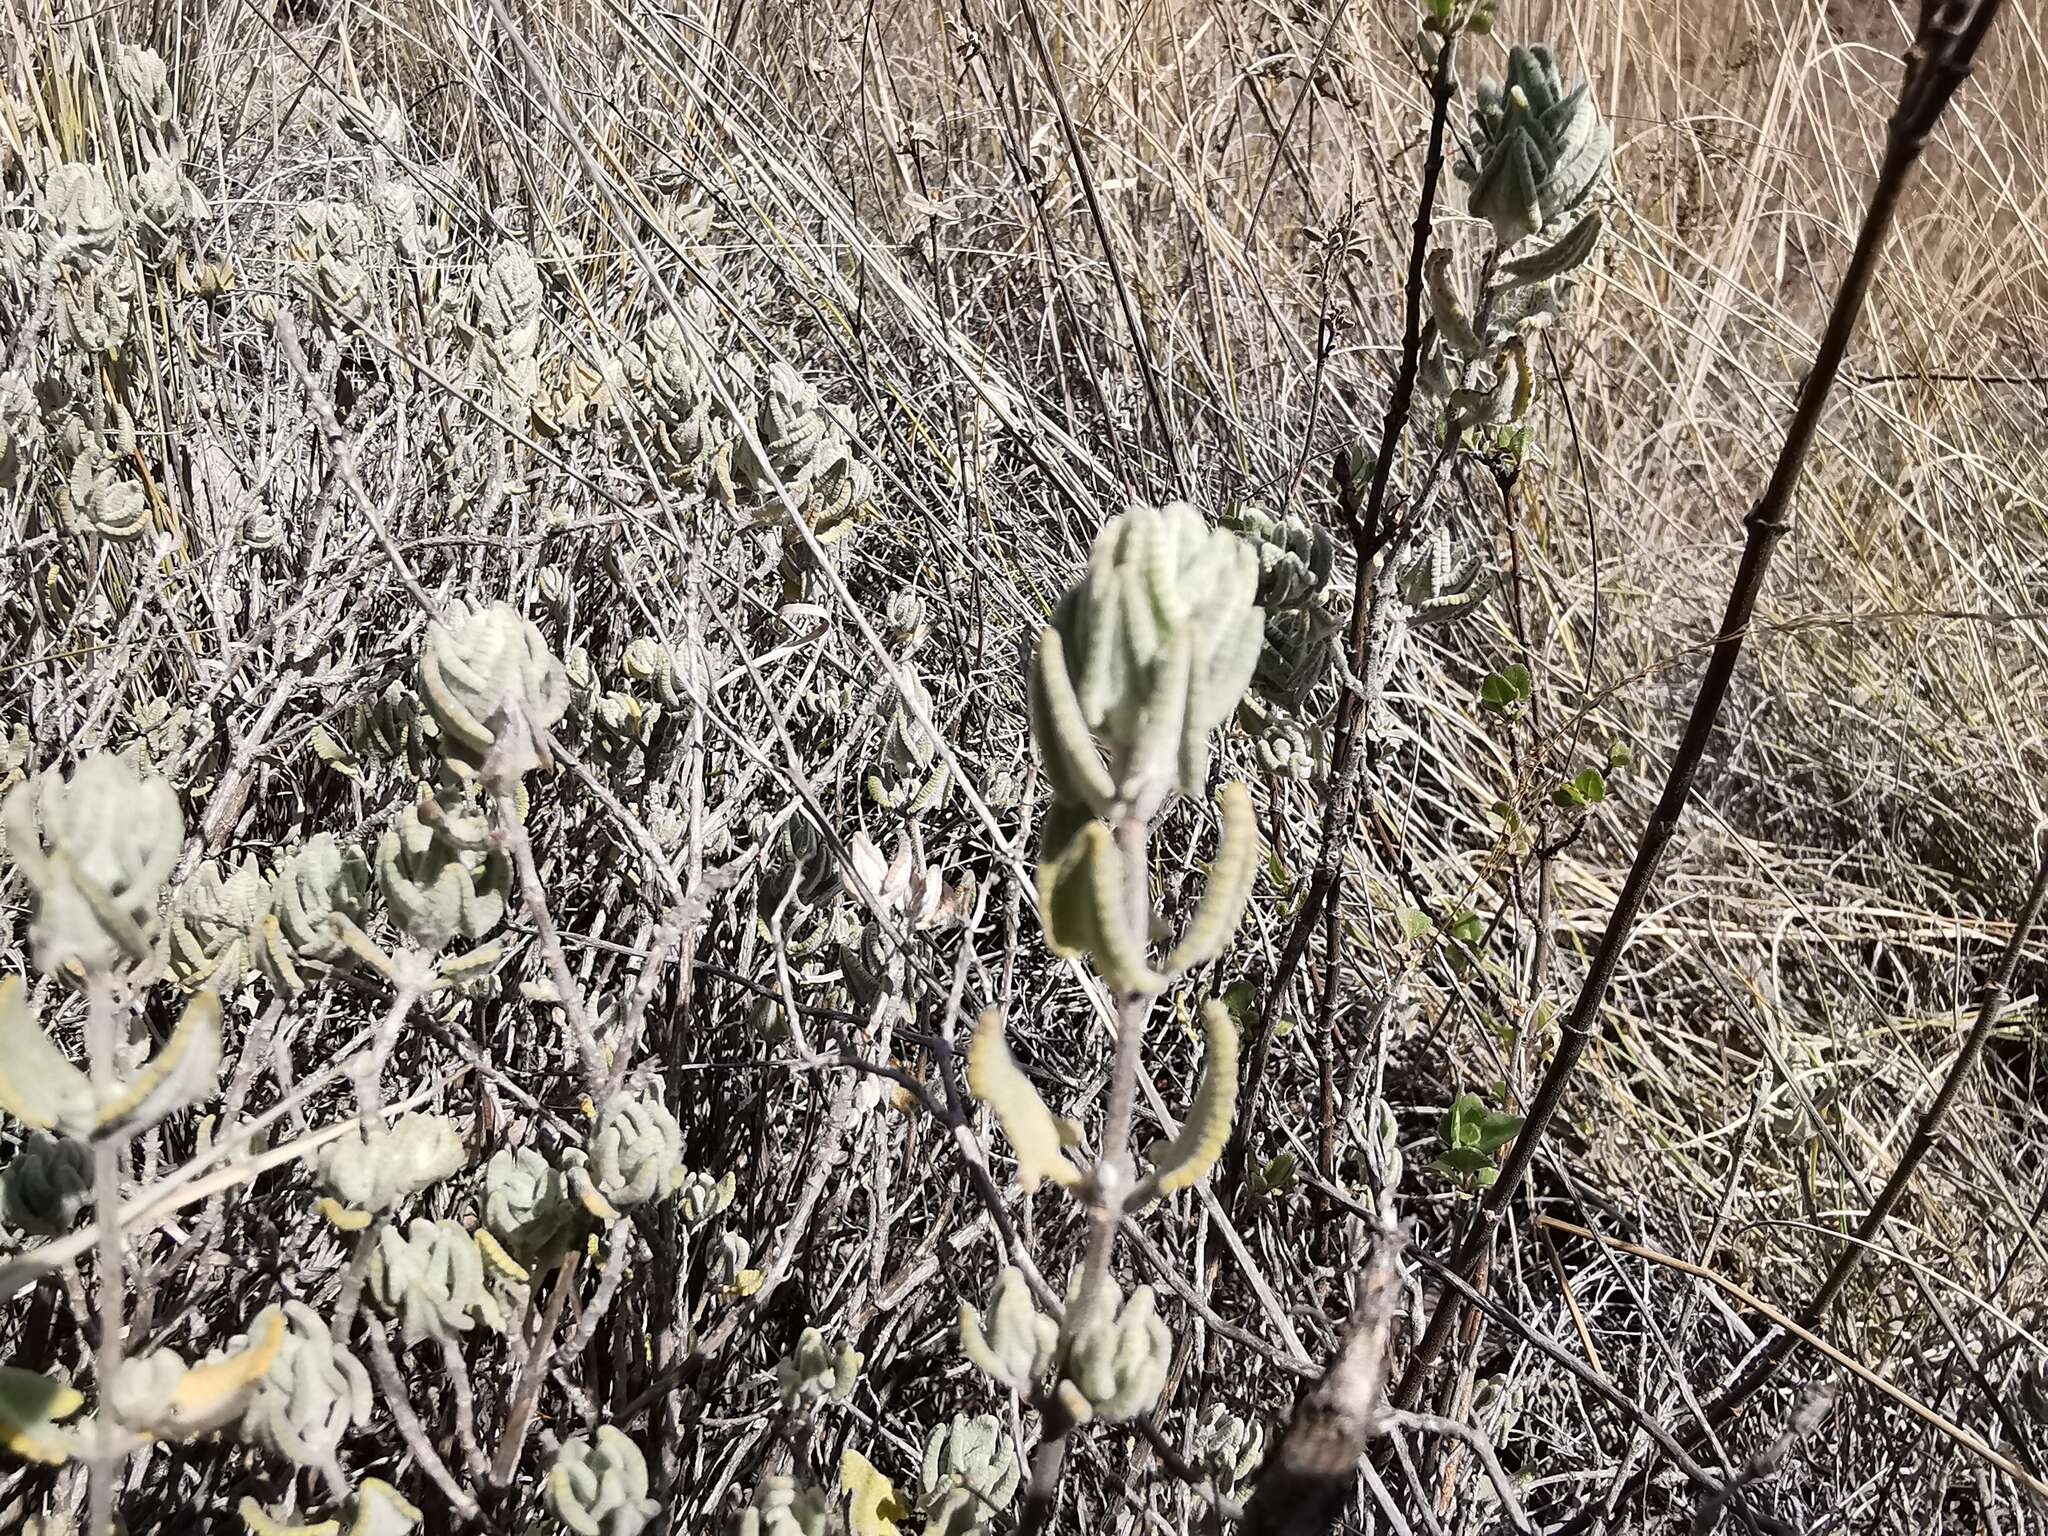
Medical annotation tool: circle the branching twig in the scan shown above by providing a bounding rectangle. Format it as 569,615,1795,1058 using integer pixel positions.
1393,0,2011,1410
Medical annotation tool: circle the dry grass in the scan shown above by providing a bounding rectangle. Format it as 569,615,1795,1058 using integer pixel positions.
1,0,2044,1529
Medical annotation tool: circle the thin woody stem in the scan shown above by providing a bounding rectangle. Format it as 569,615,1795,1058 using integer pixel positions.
1019,816,1155,1534
1395,0,2008,1413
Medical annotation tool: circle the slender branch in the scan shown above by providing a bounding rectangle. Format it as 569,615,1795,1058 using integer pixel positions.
490,1250,581,1488
1392,0,2008,1410
1231,30,1461,1181
1562,831,2048,1527
1020,817,1156,1534
85,972,122,1536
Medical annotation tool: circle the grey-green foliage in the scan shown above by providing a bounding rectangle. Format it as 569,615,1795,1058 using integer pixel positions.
374,797,512,951
126,694,204,775
287,200,383,330
918,1413,1019,1536
1192,1402,1267,1499
128,149,202,255
737,1476,831,1536
589,1086,685,1209
545,1426,659,1536
1059,1279,1172,1424
1353,1097,1405,1203
107,1307,283,1440
959,1267,1058,1395
476,242,542,401
867,668,950,814
1419,44,1610,435
1225,502,1334,612
52,414,148,538
367,1218,506,1344
756,810,837,911
0,980,221,1144
417,599,570,781
1222,502,1343,781
1029,502,1263,821
622,636,707,712
1457,44,1609,249
676,1167,735,1225
773,1326,862,1409
39,161,125,274
589,685,666,790
482,1146,583,1265
1,1131,92,1235
238,1301,373,1473
350,680,439,777
724,358,875,541
1238,693,1321,781
1394,525,1492,627
118,49,204,256
1,752,183,974
886,590,932,653
1257,585,1344,704
316,1113,466,1217
618,298,727,481
254,834,372,994
714,1230,754,1291
168,856,270,991
839,920,908,1019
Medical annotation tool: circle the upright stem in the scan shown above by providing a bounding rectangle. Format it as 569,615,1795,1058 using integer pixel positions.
1020,817,1155,1534
1394,0,2008,1411
1230,32,1460,1181
85,972,122,1536
1563,838,2048,1530
494,785,603,1093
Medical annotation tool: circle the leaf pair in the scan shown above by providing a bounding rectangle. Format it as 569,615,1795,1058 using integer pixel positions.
1036,782,1260,996
0,977,219,1142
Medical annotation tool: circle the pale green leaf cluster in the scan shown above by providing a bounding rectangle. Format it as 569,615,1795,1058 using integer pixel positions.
0,981,220,1143
366,1219,508,1345
737,1475,832,1536
106,1306,286,1440
1,753,182,974
1457,44,1610,248
374,797,512,952
545,1426,659,1536
315,1113,466,1222
236,1302,373,1475
1057,1278,1172,1425
0,1130,92,1236
418,599,570,782
918,1413,1019,1536
1028,502,1262,821
774,1326,862,1410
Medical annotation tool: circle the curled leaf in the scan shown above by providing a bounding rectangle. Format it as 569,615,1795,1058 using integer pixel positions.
1162,782,1260,973
1134,1000,1239,1203
0,1364,84,1464
965,1011,1079,1194
840,1449,909,1536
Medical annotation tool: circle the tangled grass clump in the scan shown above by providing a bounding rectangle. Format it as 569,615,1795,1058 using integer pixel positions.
0,2,2042,1534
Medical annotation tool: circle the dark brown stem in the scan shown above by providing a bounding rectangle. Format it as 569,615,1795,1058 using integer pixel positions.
1394,0,2008,1413
1230,31,1460,1182
1570,836,2048,1531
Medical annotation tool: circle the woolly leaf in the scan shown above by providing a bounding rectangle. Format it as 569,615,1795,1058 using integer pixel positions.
965,1011,1079,1194
546,1426,658,1536
0,977,94,1136
1163,782,1260,972
1134,999,1239,1202
0,1365,84,1465
958,1268,1057,1394
109,1306,286,1439
841,1450,909,1536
